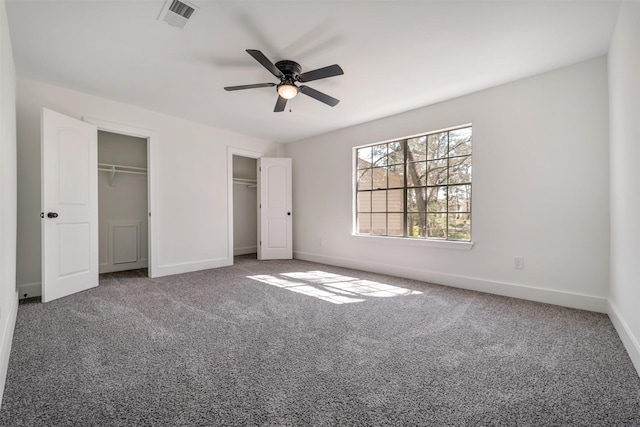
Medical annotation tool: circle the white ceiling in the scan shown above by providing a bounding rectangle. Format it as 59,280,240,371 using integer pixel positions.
6,0,621,143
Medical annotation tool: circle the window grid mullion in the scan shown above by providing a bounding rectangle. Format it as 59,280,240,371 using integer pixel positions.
403,139,408,237
386,143,389,236
446,130,450,239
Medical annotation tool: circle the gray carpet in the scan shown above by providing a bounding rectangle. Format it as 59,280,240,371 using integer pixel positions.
1,255,639,426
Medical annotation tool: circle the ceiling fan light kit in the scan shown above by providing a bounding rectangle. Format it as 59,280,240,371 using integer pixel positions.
277,82,298,100
224,49,343,112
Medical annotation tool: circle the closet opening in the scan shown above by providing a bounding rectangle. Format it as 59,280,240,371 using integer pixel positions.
98,130,149,275
232,155,258,257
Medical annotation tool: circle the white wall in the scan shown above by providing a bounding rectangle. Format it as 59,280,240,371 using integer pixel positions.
0,0,18,409
16,77,280,295
608,1,640,376
98,131,148,274
285,57,610,312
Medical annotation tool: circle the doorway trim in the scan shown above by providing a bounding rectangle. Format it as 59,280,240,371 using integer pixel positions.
227,146,261,265
83,117,158,278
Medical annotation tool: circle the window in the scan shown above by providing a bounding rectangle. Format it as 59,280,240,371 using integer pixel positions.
355,126,472,241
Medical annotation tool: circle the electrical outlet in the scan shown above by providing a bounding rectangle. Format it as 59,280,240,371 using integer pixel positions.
513,256,524,270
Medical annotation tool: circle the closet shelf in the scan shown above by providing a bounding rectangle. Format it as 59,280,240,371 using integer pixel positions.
98,163,147,186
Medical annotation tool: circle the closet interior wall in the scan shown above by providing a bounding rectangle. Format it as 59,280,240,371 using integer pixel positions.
98,131,148,273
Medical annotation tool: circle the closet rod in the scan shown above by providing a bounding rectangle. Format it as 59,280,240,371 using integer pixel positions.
233,178,257,189
233,178,256,184
98,163,147,172
98,163,147,186
98,168,147,176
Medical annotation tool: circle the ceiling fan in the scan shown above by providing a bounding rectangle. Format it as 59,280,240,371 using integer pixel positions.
224,49,344,112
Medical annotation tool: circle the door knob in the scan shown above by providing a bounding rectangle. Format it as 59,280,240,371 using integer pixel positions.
47,212,58,218
287,212,291,216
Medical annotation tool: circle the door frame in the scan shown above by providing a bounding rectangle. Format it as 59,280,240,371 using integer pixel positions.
227,147,261,265
83,117,158,278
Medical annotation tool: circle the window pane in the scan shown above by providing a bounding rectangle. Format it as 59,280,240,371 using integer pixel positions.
427,132,448,160
449,127,472,157
357,213,371,234
357,146,372,168
407,136,426,162
449,155,471,184
448,213,471,241
371,213,387,235
371,190,387,213
371,144,388,167
427,159,447,186
358,169,372,190
387,164,404,188
388,189,404,212
448,184,471,213
371,167,388,189
426,186,447,212
388,141,404,165
407,188,425,212
388,213,403,236
357,191,371,213
407,212,427,237
407,161,426,187
427,213,447,239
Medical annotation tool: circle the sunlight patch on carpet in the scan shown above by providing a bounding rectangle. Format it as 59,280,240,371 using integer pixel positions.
247,270,422,304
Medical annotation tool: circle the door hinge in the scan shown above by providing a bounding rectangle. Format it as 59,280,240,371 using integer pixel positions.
259,241,261,246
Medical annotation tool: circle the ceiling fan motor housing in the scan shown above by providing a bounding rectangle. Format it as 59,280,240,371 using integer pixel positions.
275,60,302,80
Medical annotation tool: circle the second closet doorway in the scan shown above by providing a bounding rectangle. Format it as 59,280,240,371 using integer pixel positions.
98,130,149,274
232,155,258,256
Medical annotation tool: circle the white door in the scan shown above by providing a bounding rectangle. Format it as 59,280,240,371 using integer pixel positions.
258,158,292,260
41,108,99,302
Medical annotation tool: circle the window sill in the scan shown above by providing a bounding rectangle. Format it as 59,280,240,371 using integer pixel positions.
352,234,475,250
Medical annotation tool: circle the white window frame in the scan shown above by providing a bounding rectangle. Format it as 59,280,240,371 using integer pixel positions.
353,125,474,250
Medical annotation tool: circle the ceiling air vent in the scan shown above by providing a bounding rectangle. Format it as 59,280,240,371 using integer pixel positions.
158,0,197,29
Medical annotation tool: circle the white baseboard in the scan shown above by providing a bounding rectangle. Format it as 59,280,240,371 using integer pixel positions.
234,246,257,256
99,259,148,274
293,251,608,313
0,292,19,410
153,257,233,278
18,282,41,299
607,299,640,377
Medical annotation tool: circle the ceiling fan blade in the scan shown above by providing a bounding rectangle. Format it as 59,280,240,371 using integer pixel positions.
224,83,276,91
246,49,283,78
274,96,287,112
299,85,340,107
298,64,344,82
